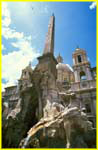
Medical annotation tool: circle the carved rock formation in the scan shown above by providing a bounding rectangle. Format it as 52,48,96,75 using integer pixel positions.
2,80,39,148
19,92,95,148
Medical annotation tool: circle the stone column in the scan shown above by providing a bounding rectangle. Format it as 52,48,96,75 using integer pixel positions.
74,70,80,82
86,67,92,80
73,58,75,65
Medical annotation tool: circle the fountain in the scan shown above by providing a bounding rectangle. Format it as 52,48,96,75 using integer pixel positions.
20,91,93,148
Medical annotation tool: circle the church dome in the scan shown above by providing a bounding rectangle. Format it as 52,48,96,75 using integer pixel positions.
56,63,73,72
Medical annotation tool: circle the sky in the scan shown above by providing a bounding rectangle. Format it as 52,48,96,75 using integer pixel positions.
2,2,96,91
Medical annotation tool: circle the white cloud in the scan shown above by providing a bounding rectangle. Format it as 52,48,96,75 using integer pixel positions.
89,2,97,10
2,48,39,91
2,35,40,91
2,2,11,27
2,44,6,50
2,2,10,17
2,2,41,91
2,27,24,39
2,17,11,27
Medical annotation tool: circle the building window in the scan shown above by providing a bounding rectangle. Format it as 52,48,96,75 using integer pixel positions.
85,103,91,113
80,71,87,81
78,55,82,63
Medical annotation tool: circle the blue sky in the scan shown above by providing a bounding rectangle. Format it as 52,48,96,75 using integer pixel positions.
2,2,96,91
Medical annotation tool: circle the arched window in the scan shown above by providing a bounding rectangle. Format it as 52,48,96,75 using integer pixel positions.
78,55,82,63
80,71,86,80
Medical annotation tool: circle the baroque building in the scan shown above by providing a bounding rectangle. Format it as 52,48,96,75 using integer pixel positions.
2,15,96,148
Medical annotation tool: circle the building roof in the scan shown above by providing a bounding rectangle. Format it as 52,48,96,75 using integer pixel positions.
56,63,73,72
5,85,17,90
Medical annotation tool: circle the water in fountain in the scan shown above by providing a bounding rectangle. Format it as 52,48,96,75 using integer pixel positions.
22,135,31,148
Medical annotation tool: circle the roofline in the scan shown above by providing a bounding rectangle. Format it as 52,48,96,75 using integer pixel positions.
5,85,17,89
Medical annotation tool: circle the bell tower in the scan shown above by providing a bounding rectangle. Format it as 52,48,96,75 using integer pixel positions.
72,47,93,82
